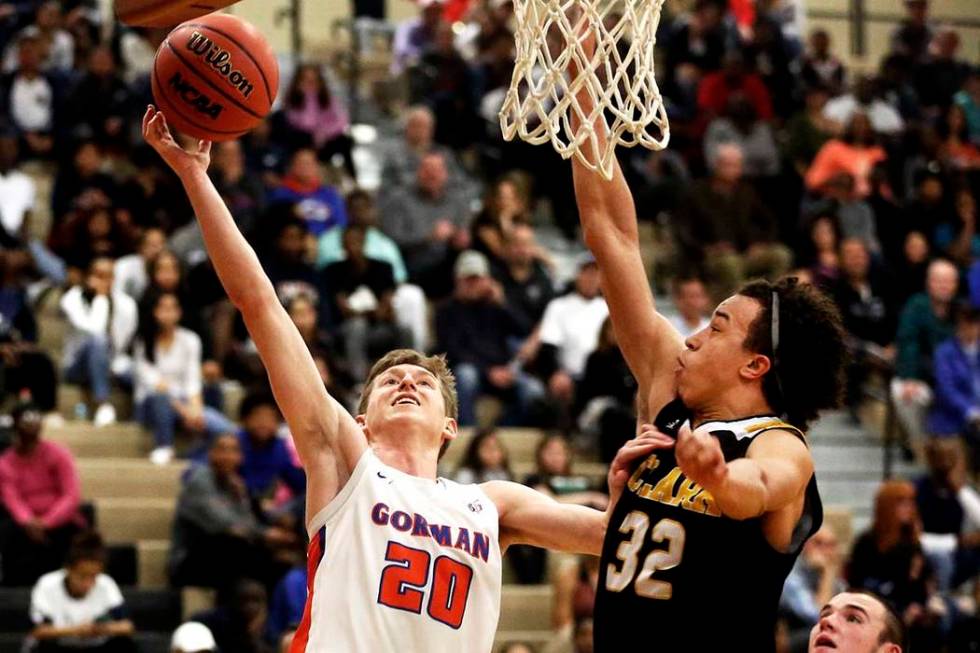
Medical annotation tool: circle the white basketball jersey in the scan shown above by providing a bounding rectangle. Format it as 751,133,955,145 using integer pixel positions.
291,450,502,652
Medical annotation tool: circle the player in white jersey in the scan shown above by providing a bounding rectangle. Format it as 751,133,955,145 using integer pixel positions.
142,107,661,652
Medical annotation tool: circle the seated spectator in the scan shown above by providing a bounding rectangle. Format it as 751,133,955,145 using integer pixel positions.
140,250,205,340
379,105,468,194
260,217,322,313
703,94,780,178
780,526,846,653
0,249,59,414
576,317,636,463
169,433,297,589
193,579,274,653
509,434,605,584
321,224,411,378
915,438,980,590
928,302,980,444
279,63,355,178
64,46,132,148
265,536,307,648
471,173,535,268
938,104,980,172
914,28,971,116
50,140,118,227
662,0,728,93
674,143,791,300
890,0,932,62
667,276,710,338
29,531,136,653
318,190,428,350
0,33,57,158
934,188,979,268
0,402,84,586
805,113,887,199
48,206,133,275
953,70,980,144
894,231,930,308
112,226,166,301
60,257,138,427
901,170,954,251
892,259,957,444
832,239,897,413
1,2,74,74
209,139,265,238
115,147,190,233
800,29,845,96
807,590,908,653
0,127,35,241
135,293,235,465
391,0,443,75
822,75,904,136
170,622,216,653
847,481,944,650
491,223,555,339
285,292,334,360
453,427,513,484
696,50,773,122
379,150,473,295
784,85,835,177
799,214,841,291
536,258,609,415
435,250,544,426
235,392,306,518
815,174,881,255
266,148,347,238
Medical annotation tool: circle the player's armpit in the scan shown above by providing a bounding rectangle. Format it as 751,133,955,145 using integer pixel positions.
482,481,607,556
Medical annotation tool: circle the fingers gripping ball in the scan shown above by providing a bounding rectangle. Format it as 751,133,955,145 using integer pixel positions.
151,13,278,141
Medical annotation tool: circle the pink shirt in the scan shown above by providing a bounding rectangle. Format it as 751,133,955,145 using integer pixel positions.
286,92,349,148
0,441,82,529
804,139,887,198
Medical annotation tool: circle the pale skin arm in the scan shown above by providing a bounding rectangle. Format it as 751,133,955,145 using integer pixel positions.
569,29,684,420
485,429,673,554
142,107,367,520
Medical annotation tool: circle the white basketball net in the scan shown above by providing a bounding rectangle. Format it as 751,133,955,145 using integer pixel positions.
499,0,670,179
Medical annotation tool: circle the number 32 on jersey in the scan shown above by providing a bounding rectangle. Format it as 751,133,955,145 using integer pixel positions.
605,511,686,599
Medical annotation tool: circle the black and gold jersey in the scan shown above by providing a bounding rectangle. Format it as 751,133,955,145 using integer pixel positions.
593,399,822,652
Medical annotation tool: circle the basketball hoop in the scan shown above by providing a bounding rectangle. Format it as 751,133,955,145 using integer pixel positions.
498,0,669,179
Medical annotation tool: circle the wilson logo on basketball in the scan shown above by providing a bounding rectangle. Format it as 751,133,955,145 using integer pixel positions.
185,31,255,99
168,71,224,119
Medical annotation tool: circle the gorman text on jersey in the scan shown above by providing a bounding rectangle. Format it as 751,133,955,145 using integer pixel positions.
370,502,493,562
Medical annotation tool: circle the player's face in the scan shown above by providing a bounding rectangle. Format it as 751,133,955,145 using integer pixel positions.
364,364,454,450
677,295,764,408
809,593,898,653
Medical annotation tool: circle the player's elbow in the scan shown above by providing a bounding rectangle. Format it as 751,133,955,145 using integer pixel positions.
581,215,637,258
230,282,279,315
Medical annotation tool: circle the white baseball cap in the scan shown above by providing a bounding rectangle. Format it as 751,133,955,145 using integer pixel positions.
171,622,216,653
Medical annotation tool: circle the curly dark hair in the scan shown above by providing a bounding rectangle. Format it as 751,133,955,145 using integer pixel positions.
738,277,848,431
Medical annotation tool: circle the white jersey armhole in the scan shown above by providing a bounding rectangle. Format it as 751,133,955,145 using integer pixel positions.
306,448,376,537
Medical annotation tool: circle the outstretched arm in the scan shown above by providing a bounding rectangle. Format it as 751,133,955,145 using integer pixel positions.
569,33,684,421
142,107,367,521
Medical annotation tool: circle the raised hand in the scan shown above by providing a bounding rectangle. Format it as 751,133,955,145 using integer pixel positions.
607,425,674,511
675,423,727,493
142,105,211,178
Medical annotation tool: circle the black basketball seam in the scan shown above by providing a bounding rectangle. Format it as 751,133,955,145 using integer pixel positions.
181,22,275,102
164,39,265,120
153,55,248,136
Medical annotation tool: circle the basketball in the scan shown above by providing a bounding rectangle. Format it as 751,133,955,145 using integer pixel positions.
151,13,278,142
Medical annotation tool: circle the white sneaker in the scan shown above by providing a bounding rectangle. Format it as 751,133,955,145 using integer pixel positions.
93,403,116,427
149,446,174,466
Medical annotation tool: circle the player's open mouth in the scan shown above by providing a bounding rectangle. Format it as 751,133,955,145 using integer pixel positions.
814,635,837,649
392,395,420,406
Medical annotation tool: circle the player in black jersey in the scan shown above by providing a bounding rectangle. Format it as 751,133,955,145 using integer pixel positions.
568,31,850,653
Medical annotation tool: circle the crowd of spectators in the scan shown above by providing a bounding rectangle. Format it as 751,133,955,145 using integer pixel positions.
0,0,977,650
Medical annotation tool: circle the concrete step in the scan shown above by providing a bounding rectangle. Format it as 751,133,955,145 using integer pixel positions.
57,385,133,421
46,422,146,459
78,459,186,499
94,497,174,542
138,540,170,589
498,585,553,631
510,461,607,482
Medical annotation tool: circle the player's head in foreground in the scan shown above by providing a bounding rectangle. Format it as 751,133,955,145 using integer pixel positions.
356,349,459,459
809,590,906,653
676,276,847,430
